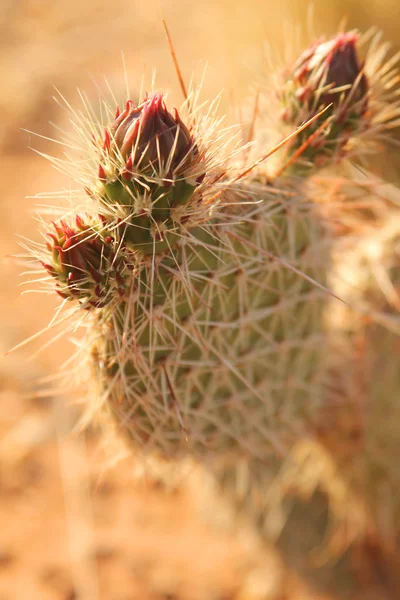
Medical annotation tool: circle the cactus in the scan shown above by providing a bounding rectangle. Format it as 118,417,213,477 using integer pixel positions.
319,177,400,549
203,31,400,597
24,79,330,467
21,25,400,599
262,33,400,591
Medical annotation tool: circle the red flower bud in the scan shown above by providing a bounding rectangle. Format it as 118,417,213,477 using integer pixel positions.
279,31,370,171
95,94,206,253
293,32,368,113
107,93,197,179
44,216,127,308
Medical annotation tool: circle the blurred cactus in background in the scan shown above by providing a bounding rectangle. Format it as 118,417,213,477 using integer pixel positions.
22,24,400,600
317,176,400,550
277,30,400,173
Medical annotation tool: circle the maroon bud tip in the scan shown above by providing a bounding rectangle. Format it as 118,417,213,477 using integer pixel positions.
75,215,85,230
52,221,63,237
63,225,74,238
104,91,198,182
121,154,133,180
98,164,107,181
40,261,55,274
62,238,72,251
196,172,206,185
88,266,102,283
102,129,111,152
46,233,57,244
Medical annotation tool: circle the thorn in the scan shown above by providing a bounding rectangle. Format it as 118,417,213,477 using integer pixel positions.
162,19,189,104
162,365,188,443
274,112,334,177
102,128,111,151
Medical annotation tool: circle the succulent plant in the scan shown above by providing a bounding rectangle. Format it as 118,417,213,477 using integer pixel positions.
28,77,333,465
21,25,400,598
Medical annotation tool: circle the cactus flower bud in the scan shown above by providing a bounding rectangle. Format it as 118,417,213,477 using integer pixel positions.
43,216,127,308
94,93,206,254
293,32,368,114
279,31,369,170
111,93,196,176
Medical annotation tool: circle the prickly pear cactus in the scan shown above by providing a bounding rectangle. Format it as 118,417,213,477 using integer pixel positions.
28,73,332,464
27,29,399,471
22,25,400,597
82,89,331,462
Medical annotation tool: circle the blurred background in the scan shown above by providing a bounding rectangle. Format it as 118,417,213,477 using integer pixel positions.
0,1,399,598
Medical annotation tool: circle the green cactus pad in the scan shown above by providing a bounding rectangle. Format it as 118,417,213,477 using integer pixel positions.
87,178,330,461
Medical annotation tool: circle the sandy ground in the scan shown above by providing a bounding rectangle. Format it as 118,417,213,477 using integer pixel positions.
1,1,400,598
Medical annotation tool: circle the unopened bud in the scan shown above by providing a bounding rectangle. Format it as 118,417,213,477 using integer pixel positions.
95,93,205,253
43,216,128,308
293,32,368,115
279,31,369,170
